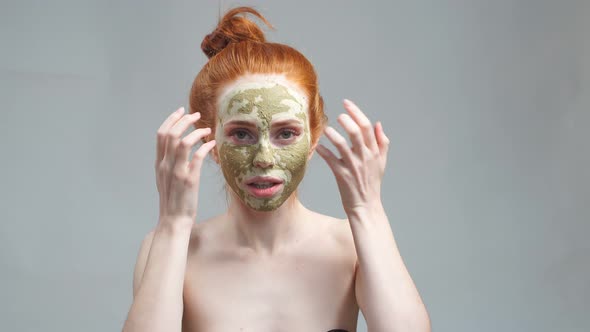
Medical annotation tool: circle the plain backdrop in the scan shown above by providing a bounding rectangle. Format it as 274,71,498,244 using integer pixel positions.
1,0,588,331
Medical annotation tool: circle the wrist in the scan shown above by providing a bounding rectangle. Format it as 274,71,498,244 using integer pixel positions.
345,201,386,220
157,216,194,234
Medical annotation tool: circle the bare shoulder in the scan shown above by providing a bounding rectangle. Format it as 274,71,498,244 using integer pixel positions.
186,215,226,257
308,210,354,243
306,210,358,264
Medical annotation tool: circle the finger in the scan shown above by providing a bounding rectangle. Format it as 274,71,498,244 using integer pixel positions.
323,126,353,165
343,99,378,152
188,139,217,177
164,112,201,164
174,127,212,169
315,143,343,173
337,113,365,154
157,107,185,163
375,121,390,157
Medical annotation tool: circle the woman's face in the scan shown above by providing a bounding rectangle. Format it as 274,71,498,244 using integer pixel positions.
214,74,311,211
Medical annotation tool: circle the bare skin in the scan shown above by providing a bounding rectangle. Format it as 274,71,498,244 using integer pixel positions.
181,201,360,332
131,189,361,332
175,74,360,331
126,75,364,332
127,80,430,331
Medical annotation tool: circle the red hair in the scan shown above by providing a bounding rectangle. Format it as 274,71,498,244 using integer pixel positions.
189,6,327,147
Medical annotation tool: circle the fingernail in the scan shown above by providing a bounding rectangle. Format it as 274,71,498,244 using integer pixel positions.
343,99,352,105
177,107,185,114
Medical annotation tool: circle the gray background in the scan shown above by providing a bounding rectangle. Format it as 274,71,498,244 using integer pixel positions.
1,0,588,331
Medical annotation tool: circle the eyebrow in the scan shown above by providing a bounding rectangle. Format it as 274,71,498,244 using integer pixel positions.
272,118,304,126
223,118,303,127
223,120,257,128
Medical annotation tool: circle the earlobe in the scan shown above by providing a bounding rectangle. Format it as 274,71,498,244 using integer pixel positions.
308,143,318,161
210,143,220,164
213,149,220,164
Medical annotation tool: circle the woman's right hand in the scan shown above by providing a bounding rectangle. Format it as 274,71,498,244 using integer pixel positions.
155,107,216,228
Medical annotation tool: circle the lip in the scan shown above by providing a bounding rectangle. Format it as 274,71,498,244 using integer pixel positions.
245,176,284,185
244,176,285,198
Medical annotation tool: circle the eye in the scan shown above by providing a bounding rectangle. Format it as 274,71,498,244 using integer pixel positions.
229,129,256,143
277,129,299,140
235,130,249,139
279,130,295,139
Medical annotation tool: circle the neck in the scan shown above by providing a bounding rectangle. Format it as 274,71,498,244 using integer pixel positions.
224,188,309,256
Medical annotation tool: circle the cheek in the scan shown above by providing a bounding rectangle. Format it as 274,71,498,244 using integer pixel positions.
274,139,310,171
219,144,254,176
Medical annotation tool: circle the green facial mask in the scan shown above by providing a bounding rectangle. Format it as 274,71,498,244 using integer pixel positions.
215,80,311,211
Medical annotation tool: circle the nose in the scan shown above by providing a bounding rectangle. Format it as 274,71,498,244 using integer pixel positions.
253,143,274,169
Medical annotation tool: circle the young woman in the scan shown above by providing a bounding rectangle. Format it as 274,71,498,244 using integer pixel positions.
123,6,430,332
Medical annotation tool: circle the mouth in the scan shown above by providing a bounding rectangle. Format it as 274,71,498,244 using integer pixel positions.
244,176,284,198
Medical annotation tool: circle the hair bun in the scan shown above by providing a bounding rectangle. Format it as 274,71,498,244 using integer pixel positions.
201,6,274,59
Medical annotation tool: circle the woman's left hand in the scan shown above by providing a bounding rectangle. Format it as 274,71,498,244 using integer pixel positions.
315,99,390,216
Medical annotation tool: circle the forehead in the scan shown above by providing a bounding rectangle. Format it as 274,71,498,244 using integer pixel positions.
217,73,309,120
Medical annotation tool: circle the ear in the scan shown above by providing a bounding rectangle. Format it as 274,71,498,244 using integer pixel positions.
205,138,220,165
212,144,220,165
307,140,318,161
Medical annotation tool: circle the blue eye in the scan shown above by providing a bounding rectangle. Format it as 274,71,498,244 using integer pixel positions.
277,129,298,140
230,129,255,143
236,130,249,139
280,131,293,139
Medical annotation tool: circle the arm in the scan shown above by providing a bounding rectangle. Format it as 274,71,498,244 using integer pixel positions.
122,106,216,332
350,205,431,332
132,229,156,299
122,220,193,332
315,99,431,332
